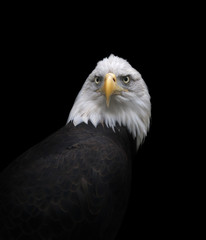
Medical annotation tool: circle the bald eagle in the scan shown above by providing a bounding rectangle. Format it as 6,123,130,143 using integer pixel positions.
0,55,151,240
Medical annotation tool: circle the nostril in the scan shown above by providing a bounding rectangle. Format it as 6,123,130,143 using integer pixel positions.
113,78,116,82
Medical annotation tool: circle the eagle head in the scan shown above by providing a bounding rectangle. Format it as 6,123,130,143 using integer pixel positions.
68,54,151,149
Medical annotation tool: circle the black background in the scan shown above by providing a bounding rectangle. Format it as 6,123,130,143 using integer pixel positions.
1,4,196,239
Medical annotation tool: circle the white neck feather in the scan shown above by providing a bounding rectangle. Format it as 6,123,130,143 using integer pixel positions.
67,83,151,149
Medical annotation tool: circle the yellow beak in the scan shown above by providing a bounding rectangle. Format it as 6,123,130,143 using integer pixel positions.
102,73,126,107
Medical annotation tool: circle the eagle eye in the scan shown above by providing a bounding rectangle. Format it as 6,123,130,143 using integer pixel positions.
122,76,130,84
94,76,101,85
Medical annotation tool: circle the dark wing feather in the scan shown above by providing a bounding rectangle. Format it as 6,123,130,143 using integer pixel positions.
0,123,133,240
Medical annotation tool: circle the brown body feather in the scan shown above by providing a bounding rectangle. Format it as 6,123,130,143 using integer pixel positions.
0,122,135,240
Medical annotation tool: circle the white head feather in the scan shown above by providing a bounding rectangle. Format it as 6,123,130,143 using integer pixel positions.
67,54,151,149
